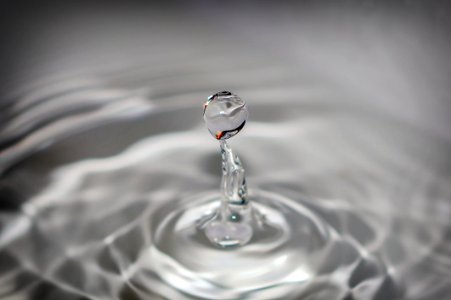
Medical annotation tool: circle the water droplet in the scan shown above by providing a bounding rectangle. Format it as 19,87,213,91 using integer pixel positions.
203,91,249,140
201,91,253,248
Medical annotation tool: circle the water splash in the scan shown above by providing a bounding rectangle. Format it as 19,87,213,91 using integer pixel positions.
200,91,253,247
0,64,450,299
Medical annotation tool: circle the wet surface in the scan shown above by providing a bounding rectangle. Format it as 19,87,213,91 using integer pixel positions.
1,2,451,299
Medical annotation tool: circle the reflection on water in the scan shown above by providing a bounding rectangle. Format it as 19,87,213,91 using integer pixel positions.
1,71,450,299
1,2,451,300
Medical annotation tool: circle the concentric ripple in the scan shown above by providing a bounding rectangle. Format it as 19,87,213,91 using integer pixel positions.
147,190,396,299
2,87,450,299
0,48,450,299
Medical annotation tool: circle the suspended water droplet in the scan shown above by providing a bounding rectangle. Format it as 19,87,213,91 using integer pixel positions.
201,91,253,248
203,91,249,140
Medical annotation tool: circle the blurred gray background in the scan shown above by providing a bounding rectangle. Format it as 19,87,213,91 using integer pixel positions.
1,0,450,140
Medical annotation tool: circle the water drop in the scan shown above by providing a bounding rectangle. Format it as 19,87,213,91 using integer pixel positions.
203,91,249,140
200,91,254,248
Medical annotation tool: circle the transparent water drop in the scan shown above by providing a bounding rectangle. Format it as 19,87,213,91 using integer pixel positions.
201,91,254,248
203,91,249,140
